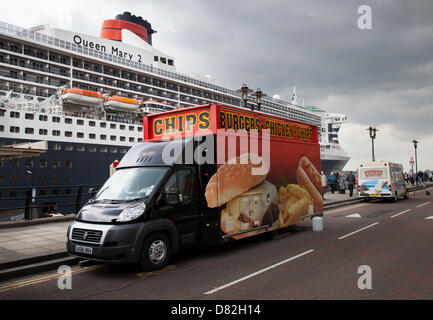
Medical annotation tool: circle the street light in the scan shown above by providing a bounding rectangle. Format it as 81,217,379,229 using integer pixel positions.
366,126,378,162
251,88,267,111
412,139,418,174
236,84,253,110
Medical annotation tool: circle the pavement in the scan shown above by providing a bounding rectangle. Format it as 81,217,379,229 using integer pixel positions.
0,183,430,281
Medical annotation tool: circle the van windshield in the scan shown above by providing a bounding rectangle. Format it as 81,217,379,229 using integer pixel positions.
360,167,388,179
95,167,169,201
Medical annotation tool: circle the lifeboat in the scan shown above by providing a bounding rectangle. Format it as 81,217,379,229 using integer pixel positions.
61,88,104,106
103,96,139,112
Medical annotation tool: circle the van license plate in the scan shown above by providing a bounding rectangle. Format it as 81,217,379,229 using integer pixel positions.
75,245,92,254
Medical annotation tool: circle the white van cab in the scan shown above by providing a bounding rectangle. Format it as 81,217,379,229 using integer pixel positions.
358,161,409,202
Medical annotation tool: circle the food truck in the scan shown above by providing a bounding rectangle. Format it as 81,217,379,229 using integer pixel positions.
67,104,322,270
358,161,409,202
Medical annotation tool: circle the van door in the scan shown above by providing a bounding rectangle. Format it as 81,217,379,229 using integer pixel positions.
157,167,200,246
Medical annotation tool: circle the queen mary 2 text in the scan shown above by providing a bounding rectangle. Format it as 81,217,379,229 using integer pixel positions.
72,35,138,61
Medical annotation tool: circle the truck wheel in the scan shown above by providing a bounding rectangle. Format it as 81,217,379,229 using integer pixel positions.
140,232,172,271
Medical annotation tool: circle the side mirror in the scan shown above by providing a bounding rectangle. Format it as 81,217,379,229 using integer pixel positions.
88,188,97,199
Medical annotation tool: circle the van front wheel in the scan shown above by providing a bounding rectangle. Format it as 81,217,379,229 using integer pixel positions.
140,232,172,271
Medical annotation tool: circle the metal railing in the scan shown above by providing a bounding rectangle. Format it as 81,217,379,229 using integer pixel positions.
0,184,102,221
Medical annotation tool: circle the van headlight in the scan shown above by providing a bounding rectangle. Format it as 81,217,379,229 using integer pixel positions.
117,203,146,222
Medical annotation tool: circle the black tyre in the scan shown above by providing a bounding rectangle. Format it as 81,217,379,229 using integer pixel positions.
140,232,172,271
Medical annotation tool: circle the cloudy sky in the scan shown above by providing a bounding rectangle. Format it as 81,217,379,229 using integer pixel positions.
1,0,432,172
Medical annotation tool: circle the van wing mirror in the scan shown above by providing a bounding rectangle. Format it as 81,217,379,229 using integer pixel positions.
157,187,180,206
88,188,97,199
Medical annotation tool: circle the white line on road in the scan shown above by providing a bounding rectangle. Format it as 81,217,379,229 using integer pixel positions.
337,222,379,240
346,213,361,218
390,209,411,218
425,216,433,220
204,249,314,295
417,202,431,208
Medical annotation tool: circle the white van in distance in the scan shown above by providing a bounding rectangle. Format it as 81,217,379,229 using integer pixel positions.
358,161,409,202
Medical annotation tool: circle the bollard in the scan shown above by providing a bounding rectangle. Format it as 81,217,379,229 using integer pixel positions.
24,188,32,220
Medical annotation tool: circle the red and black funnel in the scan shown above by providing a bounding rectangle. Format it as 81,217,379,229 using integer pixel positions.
100,12,156,45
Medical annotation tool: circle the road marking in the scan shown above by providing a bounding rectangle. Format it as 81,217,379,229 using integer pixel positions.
204,249,314,295
417,202,430,208
0,264,103,293
346,213,361,218
425,216,433,220
390,209,411,218
337,222,379,240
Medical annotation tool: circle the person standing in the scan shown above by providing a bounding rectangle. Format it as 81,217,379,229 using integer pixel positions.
328,171,337,194
338,172,346,194
346,171,356,197
321,171,327,200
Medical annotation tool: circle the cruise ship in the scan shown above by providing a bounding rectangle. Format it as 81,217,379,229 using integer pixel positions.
0,12,349,219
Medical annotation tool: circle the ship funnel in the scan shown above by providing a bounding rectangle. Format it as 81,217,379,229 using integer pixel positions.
100,12,156,45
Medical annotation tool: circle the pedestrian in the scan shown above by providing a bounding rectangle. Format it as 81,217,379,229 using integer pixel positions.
321,171,327,200
346,171,356,197
338,172,346,194
328,171,337,194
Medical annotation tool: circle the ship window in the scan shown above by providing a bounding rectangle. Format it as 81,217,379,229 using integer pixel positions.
65,189,72,195
52,130,61,136
10,126,20,133
9,159,19,167
10,174,19,182
65,131,72,137
100,147,107,153
10,111,20,118
89,133,96,139
77,132,84,138
53,189,60,195
66,173,72,181
89,121,96,127
137,126,143,132
9,191,18,198
39,129,47,135
25,128,34,134
110,147,117,153
39,159,47,168
100,122,106,128
120,148,127,154
110,123,116,129
52,116,60,123
154,56,158,62
160,57,166,64
65,145,73,151
77,119,84,125
120,125,125,130
77,145,85,152
25,159,33,168
52,173,60,181
129,137,135,143
39,115,48,121
65,118,72,124
100,134,107,140
168,59,174,66
120,136,126,142
39,190,47,196
89,146,96,152
65,160,72,168
138,138,143,142
129,126,134,131
25,113,34,120
53,143,61,150
110,135,116,141
52,160,60,168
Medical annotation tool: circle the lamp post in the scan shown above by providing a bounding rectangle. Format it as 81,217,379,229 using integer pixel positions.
236,84,253,110
252,88,267,111
366,126,378,162
412,139,418,174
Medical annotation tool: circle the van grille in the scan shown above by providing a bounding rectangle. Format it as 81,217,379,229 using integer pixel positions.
71,228,103,243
